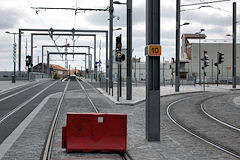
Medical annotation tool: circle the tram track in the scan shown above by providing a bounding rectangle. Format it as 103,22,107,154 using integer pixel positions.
167,92,240,159
42,78,133,160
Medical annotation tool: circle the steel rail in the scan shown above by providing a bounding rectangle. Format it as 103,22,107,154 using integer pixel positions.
76,78,99,113
42,79,69,160
77,78,134,160
201,104,240,132
166,94,240,159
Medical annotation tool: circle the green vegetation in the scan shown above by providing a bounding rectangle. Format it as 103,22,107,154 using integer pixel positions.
54,71,59,79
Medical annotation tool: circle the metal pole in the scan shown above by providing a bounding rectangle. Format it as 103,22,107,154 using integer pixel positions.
109,0,114,96
171,67,173,87
146,0,160,141
94,35,97,81
88,47,90,78
203,58,205,91
175,0,180,92
31,34,33,73
47,51,50,75
42,46,44,73
106,32,109,92
120,63,122,97
211,59,213,83
222,63,223,81
18,29,22,73
85,54,87,78
127,0,132,100
163,56,165,86
117,64,120,101
13,34,16,83
199,38,202,85
227,69,229,84
233,2,237,88
69,65,70,76
217,64,219,86
135,55,137,87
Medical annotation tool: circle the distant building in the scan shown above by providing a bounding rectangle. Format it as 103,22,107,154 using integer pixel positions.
33,63,68,79
181,38,240,83
112,49,171,83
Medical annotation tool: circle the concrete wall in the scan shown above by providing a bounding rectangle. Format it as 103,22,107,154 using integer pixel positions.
0,71,49,81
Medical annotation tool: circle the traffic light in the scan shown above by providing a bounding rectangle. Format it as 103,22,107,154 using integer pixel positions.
204,51,209,68
217,52,224,64
26,55,32,66
121,54,125,61
116,34,125,62
116,34,122,51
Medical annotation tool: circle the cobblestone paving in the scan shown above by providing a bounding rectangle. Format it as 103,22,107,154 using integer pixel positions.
169,92,239,160
1,94,61,160
203,92,240,129
51,89,122,160
1,80,240,160
86,82,239,160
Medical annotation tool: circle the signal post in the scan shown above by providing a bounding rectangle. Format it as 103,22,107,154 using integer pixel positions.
145,0,161,141
115,35,125,101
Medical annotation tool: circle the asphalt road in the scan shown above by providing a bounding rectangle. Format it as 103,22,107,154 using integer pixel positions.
0,80,66,144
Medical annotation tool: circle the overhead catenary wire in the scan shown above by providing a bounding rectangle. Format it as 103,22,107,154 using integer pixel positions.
181,0,231,7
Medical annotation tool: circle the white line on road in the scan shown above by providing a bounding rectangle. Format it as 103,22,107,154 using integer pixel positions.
0,80,58,124
0,91,62,159
0,81,45,102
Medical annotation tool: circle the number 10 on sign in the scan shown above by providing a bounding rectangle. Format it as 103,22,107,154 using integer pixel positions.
146,45,161,56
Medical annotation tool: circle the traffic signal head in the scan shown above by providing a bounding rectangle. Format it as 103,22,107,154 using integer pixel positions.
217,52,224,64
121,54,125,61
204,54,209,67
116,35,122,51
26,55,32,66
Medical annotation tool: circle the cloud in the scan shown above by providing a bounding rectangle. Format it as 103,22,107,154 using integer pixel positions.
0,8,26,29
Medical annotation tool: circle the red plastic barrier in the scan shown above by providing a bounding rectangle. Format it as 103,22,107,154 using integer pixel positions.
62,126,66,148
62,113,127,153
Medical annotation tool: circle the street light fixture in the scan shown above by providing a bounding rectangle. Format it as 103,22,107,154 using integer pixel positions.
180,22,190,26
113,27,122,31
113,1,127,5
175,21,190,92
5,31,24,83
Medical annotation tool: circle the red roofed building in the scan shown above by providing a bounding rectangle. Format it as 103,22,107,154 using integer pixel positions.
33,63,68,79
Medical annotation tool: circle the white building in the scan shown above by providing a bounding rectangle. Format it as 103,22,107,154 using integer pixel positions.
183,42,240,83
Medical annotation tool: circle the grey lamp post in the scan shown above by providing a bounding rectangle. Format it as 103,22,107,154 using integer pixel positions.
175,17,190,92
195,28,205,86
113,0,132,100
5,31,23,83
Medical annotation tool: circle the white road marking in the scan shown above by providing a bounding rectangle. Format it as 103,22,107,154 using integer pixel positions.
0,92,61,159
0,81,58,124
0,81,44,102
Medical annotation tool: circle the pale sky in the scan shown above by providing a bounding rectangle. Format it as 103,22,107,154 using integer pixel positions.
0,0,239,71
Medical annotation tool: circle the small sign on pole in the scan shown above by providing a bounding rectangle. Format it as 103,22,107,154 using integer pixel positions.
226,67,231,70
145,44,161,56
